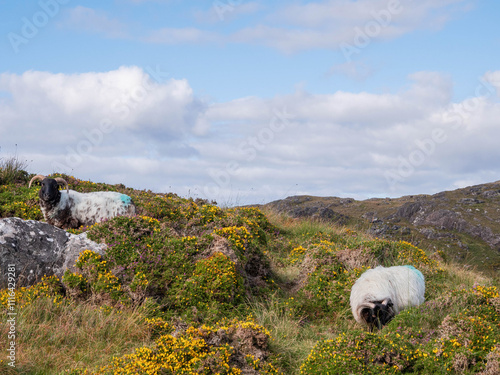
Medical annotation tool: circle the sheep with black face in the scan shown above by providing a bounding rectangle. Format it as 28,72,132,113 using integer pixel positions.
29,175,136,229
350,265,425,331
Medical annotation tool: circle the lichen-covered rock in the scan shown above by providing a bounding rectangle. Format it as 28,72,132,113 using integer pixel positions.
0,217,106,288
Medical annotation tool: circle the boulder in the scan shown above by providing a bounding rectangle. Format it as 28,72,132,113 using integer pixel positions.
458,198,485,205
395,202,422,220
0,217,106,288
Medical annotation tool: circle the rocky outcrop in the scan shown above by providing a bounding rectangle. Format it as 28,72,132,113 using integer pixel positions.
410,209,500,249
414,209,468,231
394,202,423,220
0,217,106,288
265,195,349,225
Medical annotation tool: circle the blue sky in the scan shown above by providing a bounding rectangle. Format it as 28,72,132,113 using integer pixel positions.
1,0,500,205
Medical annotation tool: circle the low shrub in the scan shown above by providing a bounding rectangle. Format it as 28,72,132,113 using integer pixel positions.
72,319,281,375
180,252,245,310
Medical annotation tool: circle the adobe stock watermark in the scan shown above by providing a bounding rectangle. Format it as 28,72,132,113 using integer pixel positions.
340,0,404,62
384,77,497,191
7,0,71,54
213,0,243,21
5,264,17,368
51,66,170,172
202,107,295,199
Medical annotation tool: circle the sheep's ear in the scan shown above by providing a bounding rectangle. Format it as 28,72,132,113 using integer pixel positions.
382,298,393,307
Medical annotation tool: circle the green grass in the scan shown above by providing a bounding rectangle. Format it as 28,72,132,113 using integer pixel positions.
1,171,499,374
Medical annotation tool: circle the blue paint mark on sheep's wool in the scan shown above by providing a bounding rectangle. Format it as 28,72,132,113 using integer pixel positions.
403,265,417,271
120,194,132,206
404,265,424,281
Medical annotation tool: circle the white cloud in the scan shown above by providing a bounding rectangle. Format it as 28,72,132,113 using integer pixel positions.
60,6,128,38
144,27,219,44
483,71,500,96
327,61,374,81
0,67,209,169
191,70,500,203
230,0,474,52
194,2,262,24
275,0,470,28
2,67,500,205
57,1,474,53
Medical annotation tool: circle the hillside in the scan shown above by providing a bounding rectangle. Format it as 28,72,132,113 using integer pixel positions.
264,181,500,274
0,169,499,374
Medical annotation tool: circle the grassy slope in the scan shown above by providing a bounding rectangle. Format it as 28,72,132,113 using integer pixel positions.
0,172,499,374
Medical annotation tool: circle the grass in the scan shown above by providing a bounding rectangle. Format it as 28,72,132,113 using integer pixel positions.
1,171,499,374
249,293,322,372
0,155,29,185
0,298,152,374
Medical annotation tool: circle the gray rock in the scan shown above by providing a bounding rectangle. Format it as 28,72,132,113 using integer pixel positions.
0,217,106,288
418,227,453,240
266,197,349,225
482,190,500,198
468,186,483,195
369,224,391,236
414,210,500,250
340,198,355,205
415,209,468,231
458,198,485,205
317,208,349,224
362,211,377,221
432,191,448,200
395,202,422,220
369,224,408,236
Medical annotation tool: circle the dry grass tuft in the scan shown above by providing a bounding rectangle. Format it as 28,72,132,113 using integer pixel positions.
1,298,152,373
335,246,378,270
0,154,29,185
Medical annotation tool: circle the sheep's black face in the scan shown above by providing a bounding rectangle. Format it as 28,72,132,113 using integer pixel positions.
39,178,61,203
361,300,395,331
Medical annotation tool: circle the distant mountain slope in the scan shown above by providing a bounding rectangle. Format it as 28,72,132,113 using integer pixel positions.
265,181,500,273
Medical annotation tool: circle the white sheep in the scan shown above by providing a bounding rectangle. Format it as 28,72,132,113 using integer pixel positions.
350,265,425,330
29,175,137,229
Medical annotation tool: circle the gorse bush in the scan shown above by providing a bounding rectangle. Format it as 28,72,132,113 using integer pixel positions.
181,252,245,309
300,330,414,374
69,318,280,375
0,184,42,220
0,275,63,310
